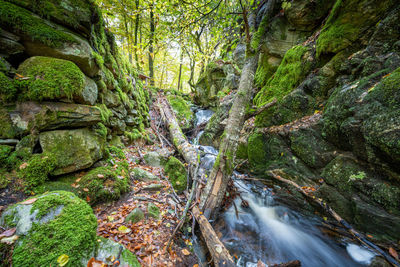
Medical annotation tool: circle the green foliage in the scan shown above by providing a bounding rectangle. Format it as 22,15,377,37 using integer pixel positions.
124,129,143,142
96,103,113,123
0,0,77,47
18,57,85,101
93,122,108,139
19,153,57,190
9,191,97,266
164,156,187,193
0,145,13,167
254,54,278,88
254,45,312,106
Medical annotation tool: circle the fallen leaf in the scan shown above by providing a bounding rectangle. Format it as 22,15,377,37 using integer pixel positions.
118,225,131,233
215,245,222,254
181,248,190,256
97,174,104,178
83,188,89,192
0,228,16,239
75,178,81,183
257,260,266,267
0,235,18,244
389,247,398,260
19,162,28,170
57,254,69,266
20,198,37,205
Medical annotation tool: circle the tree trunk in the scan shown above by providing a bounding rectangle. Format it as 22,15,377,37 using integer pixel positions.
200,53,259,219
177,48,184,91
134,0,140,70
148,2,155,86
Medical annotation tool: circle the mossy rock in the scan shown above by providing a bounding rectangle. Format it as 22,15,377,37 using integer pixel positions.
194,62,226,108
17,56,91,103
166,95,193,131
254,45,314,127
19,153,57,190
131,167,158,181
76,166,129,205
164,156,187,193
39,128,106,176
0,71,18,102
0,106,19,139
0,191,98,266
316,0,395,57
94,237,140,267
147,202,160,219
125,208,144,224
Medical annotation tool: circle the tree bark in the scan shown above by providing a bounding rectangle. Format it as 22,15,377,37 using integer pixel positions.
148,2,155,86
200,53,259,219
134,0,140,70
177,47,184,92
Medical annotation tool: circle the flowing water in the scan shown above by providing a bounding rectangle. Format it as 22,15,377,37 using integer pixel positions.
191,109,376,267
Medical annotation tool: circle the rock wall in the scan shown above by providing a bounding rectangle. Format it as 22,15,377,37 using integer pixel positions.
244,0,400,242
0,0,149,186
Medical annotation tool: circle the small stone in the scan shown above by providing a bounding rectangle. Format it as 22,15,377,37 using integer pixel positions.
125,208,144,224
147,203,160,219
142,184,164,191
130,168,158,181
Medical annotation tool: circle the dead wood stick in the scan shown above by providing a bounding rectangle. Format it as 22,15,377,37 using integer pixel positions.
268,169,400,267
246,98,277,119
271,260,301,267
192,205,236,267
166,163,199,249
131,196,164,204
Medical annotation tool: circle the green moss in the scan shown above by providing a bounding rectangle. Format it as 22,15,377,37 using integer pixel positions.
18,57,85,101
166,95,193,130
108,145,125,160
77,166,129,205
10,191,97,266
124,129,143,142
92,51,104,67
0,107,18,139
96,103,112,123
0,71,17,102
367,67,400,108
164,156,187,193
254,45,312,107
93,122,108,139
316,0,392,57
0,0,77,48
254,54,278,88
251,13,269,50
247,133,268,173
0,145,13,166
19,153,57,190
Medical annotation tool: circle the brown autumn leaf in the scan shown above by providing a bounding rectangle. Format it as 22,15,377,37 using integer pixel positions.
20,198,37,205
0,228,16,239
19,162,28,170
257,260,266,267
83,188,89,192
97,174,104,178
389,247,398,260
181,248,190,256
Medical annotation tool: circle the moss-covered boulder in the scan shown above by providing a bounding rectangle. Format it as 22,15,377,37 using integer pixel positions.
0,1,99,77
131,167,158,181
194,61,227,108
147,202,160,219
94,237,140,267
0,191,98,266
77,166,129,205
166,94,193,131
125,208,144,224
39,128,106,175
164,156,187,193
17,56,98,104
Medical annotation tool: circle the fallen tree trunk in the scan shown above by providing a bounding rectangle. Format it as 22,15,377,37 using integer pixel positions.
200,53,259,219
159,95,235,266
192,206,235,266
268,169,400,267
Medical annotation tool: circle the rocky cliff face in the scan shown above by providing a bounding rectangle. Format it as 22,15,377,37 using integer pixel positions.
0,0,149,190
198,0,400,243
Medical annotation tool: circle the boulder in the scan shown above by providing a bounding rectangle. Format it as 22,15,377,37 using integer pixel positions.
0,1,99,77
147,203,160,219
284,0,333,30
93,237,140,267
6,102,101,134
0,191,98,266
144,151,165,167
17,56,97,104
125,208,144,224
164,156,187,193
102,90,121,108
0,29,24,57
39,128,106,175
131,167,158,181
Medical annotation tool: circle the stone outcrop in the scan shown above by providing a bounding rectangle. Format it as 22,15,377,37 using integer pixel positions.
237,0,400,242
0,0,149,191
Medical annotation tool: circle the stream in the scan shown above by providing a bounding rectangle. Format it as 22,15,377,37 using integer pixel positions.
190,108,377,267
